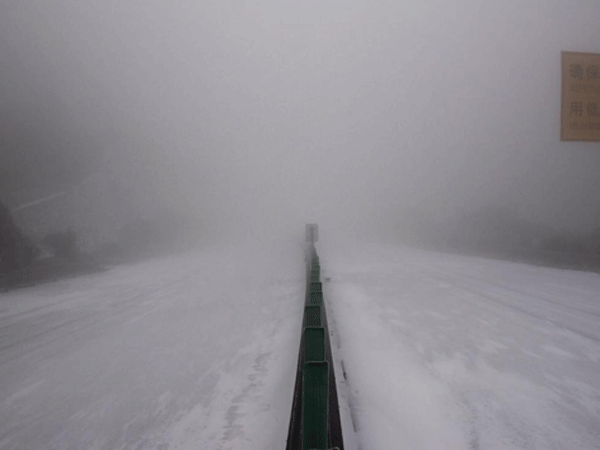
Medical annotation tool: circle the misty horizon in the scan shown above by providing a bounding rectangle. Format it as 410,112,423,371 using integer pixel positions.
2,0,600,247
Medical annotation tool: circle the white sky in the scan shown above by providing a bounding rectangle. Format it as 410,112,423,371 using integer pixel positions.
1,0,600,234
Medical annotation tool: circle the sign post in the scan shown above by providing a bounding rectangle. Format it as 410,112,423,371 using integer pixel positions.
561,51,600,142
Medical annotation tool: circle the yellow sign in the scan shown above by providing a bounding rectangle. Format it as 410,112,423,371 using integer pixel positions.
561,51,600,141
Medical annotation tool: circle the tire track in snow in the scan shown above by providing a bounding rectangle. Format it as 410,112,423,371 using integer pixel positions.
218,351,273,448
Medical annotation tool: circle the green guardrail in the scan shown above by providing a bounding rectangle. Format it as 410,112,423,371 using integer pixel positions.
304,327,325,362
304,305,322,327
287,230,344,450
309,292,323,305
302,361,329,450
309,282,322,294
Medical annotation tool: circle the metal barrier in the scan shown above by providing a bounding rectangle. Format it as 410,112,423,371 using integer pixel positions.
304,327,325,362
310,282,323,293
304,305,322,327
309,292,324,305
302,362,329,449
286,233,344,450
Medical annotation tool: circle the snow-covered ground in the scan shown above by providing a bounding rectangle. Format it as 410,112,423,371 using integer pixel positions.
322,240,600,450
2,237,600,450
0,239,305,450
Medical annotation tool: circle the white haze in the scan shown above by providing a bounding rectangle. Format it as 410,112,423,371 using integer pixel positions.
1,0,600,243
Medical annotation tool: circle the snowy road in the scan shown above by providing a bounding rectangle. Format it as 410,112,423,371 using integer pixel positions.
0,241,304,450
3,239,600,450
323,241,600,449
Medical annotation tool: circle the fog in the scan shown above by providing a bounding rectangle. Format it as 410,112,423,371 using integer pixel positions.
2,0,600,248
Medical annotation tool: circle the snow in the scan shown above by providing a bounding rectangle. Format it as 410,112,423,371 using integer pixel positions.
0,239,305,450
2,236,600,449
322,240,600,449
